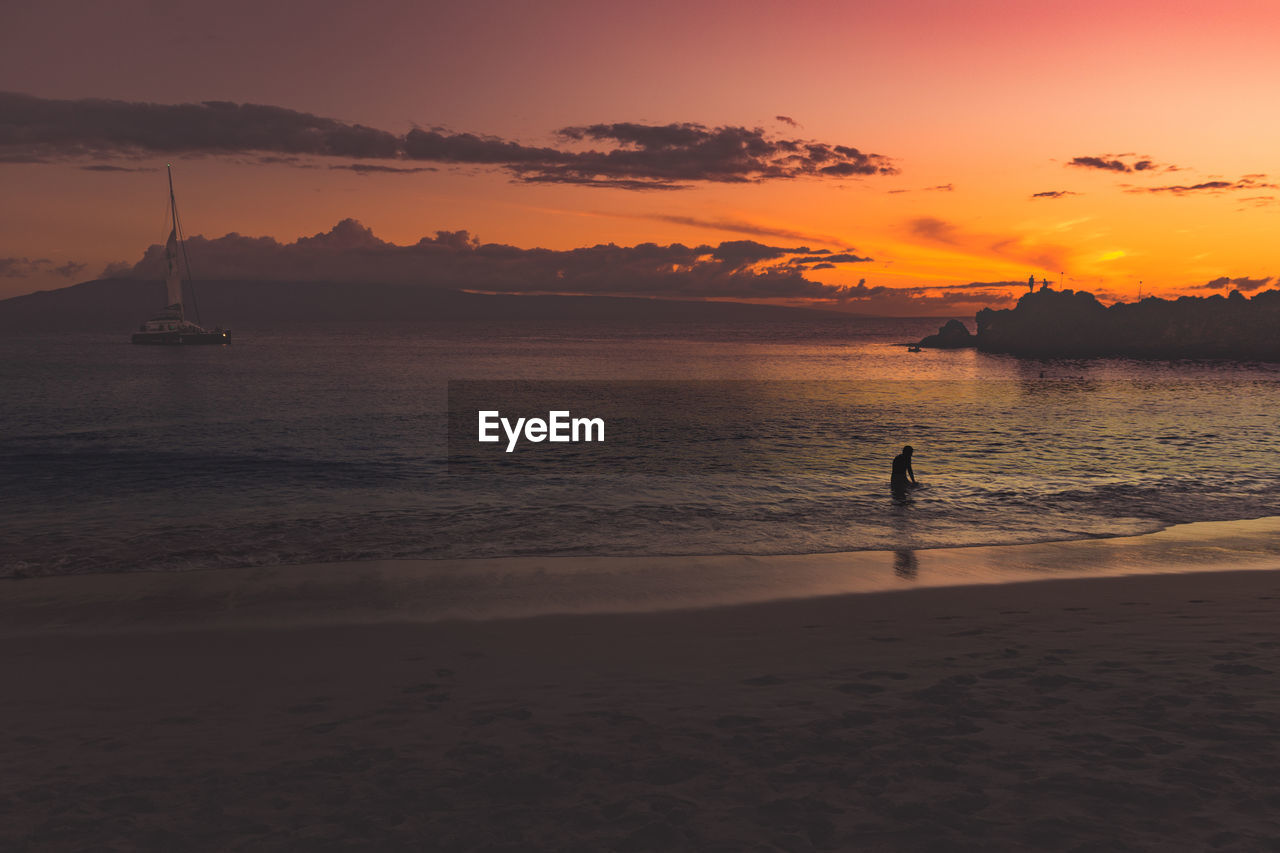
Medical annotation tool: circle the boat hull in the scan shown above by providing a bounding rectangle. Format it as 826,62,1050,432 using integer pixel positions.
131,330,231,345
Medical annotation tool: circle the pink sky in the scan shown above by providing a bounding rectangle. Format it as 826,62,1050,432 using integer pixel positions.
2,0,1277,312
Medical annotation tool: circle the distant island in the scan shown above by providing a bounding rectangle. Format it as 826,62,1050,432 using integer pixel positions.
918,288,1280,360
0,277,869,335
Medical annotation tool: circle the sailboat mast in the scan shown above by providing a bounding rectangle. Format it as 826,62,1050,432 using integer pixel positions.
161,165,184,318
167,164,178,231
166,164,203,325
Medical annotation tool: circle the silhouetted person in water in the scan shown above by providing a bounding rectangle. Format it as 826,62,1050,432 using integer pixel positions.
891,445,917,498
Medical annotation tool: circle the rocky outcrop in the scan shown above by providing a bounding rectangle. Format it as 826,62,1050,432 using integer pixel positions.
917,318,975,348
974,288,1280,360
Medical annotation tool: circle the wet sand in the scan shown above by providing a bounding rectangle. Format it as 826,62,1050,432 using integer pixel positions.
4,564,1280,850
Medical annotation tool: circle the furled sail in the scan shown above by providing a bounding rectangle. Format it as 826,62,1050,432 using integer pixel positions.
164,226,183,315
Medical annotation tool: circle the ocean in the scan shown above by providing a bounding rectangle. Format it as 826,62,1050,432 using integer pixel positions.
4,317,1280,579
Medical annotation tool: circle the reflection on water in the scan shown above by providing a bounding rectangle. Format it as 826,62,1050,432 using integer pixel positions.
4,321,1280,577
894,549,919,580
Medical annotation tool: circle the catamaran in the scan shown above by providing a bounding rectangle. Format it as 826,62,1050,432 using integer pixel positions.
131,165,230,345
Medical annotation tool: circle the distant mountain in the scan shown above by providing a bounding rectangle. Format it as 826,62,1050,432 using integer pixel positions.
0,277,874,334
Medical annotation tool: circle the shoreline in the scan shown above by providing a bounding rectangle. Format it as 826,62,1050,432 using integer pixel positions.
5,515,1280,635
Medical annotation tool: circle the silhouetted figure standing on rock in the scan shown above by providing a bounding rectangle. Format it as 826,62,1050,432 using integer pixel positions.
891,445,917,499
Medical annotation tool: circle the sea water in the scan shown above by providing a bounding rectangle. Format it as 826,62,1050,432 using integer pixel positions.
4,317,1280,577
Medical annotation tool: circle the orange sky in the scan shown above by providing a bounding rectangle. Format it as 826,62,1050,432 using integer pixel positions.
2,0,1277,312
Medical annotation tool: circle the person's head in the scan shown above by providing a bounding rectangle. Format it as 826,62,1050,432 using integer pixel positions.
902,445,913,456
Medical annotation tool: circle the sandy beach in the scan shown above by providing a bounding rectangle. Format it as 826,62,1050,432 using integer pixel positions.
5,558,1280,851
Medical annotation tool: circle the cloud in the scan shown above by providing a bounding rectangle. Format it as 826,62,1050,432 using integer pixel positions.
1066,152,1278,198
0,256,84,278
1129,176,1277,195
0,258,45,278
54,260,87,277
829,279,1015,314
0,92,401,161
708,240,811,266
789,252,872,264
0,91,898,190
1031,190,1077,199
907,217,1070,271
617,213,845,247
1068,154,1163,173
95,219,1032,315
329,163,438,174
1192,275,1274,292
886,183,953,194
1068,156,1129,172
775,115,798,127
540,122,898,186
908,217,961,244
914,280,1028,291
79,164,157,172
109,219,887,301
250,155,316,168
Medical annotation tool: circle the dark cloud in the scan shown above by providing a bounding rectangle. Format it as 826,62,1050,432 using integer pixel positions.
80,164,157,172
541,122,897,186
0,258,44,278
1068,154,1167,173
252,155,315,168
329,163,437,174
1032,190,1076,199
1069,156,1129,172
831,279,1015,314
0,256,84,278
1192,275,1274,292
112,219,879,300
915,280,1027,291
1147,181,1231,193
54,260,87,277
789,252,872,264
400,128,564,164
775,115,798,127
0,92,401,159
97,220,1024,315
904,290,1014,308
1130,176,1277,195
708,240,810,266
0,91,898,190
513,175,689,191
886,183,953,194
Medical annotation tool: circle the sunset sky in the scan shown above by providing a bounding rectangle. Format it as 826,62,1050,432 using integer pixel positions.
2,0,1277,313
